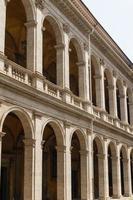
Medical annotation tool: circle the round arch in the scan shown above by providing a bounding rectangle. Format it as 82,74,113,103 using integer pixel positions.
43,15,63,44
108,141,117,156
91,54,101,75
93,136,104,154
69,37,84,62
41,118,64,146
120,145,128,159
104,68,113,86
21,0,35,21
0,106,34,139
116,79,124,96
70,128,87,150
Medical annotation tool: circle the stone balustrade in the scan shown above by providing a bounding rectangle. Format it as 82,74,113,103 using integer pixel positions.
0,53,133,135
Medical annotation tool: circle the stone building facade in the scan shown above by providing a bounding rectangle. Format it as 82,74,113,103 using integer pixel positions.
0,0,133,200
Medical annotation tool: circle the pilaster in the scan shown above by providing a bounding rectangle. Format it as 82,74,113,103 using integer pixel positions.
0,0,6,71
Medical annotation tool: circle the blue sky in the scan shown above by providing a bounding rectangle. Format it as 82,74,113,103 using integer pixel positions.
82,0,133,62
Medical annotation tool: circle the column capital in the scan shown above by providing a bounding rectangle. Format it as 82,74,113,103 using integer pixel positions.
25,20,37,28
93,74,102,80
80,149,89,156
76,61,86,67
111,156,118,161
56,145,66,153
54,43,65,50
23,138,36,148
0,132,6,140
107,84,114,90
119,94,125,99
97,153,105,159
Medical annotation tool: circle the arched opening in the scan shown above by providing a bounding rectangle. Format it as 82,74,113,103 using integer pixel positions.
5,0,27,67
108,146,113,197
130,150,133,194
69,39,80,96
1,112,24,200
104,70,110,113
116,80,121,120
120,146,127,196
42,124,57,200
43,17,57,84
71,132,81,199
93,137,104,199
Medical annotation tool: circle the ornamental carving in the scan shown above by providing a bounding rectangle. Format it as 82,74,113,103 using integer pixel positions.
63,24,70,34
35,0,45,10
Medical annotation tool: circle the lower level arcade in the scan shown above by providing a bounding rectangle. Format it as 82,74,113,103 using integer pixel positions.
0,106,133,200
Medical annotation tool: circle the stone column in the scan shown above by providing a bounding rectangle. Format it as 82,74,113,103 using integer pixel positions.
34,114,43,200
112,75,118,118
108,84,116,117
80,150,89,200
127,148,132,196
62,24,71,103
128,101,133,125
23,138,35,200
97,153,105,200
77,61,86,98
103,138,109,199
111,156,119,198
0,132,5,178
120,86,128,124
100,63,105,111
88,132,93,200
55,44,65,87
115,143,121,198
33,8,44,91
25,20,37,71
64,122,72,200
0,0,6,71
94,75,102,108
84,45,90,103
56,145,66,200
123,158,130,196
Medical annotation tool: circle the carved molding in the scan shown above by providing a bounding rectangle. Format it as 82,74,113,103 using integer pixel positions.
35,0,45,10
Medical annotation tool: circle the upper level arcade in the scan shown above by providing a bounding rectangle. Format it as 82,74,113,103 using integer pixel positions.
0,0,133,134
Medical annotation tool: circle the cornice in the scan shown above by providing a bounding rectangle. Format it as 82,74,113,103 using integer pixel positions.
49,0,133,78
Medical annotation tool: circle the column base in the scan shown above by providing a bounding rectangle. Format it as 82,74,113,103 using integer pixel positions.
112,195,121,199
